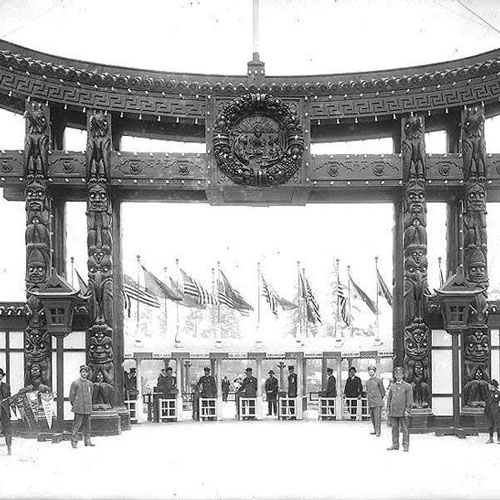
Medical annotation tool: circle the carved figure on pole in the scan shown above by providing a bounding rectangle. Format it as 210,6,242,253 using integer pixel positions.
24,102,49,178
87,111,111,181
462,106,487,181
463,181,487,249
402,115,425,182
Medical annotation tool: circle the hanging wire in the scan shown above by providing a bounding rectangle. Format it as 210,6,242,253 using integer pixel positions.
456,0,500,37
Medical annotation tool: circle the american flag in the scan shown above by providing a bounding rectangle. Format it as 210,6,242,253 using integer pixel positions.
180,269,218,306
300,273,321,324
261,273,297,317
218,270,253,316
123,274,160,312
338,281,350,326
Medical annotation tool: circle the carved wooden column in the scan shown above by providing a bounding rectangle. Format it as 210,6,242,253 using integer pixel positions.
24,100,53,389
85,109,115,399
401,114,432,411
460,105,490,414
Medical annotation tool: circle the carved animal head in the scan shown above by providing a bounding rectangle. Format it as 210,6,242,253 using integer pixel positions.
466,248,487,284
404,115,423,140
25,179,47,215
404,319,429,361
25,327,51,363
88,323,114,365
464,329,489,363
404,181,426,214
404,254,428,282
25,106,48,135
88,252,112,280
89,112,110,138
26,247,49,284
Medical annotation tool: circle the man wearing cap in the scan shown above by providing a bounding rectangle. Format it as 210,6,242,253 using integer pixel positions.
265,370,279,416
323,368,337,419
288,366,298,419
344,366,363,421
386,366,413,452
241,368,258,419
196,367,217,421
485,379,500,444
69,365,94,448
163,367,177,399
0,368,12,455
366,365,385,436
124,367,138,400
221,376,231,403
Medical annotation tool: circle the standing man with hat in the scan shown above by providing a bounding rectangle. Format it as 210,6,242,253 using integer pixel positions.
0,368,12,455
196,367,217,420
241,367,258,419
386,366,413,452
323,367,337,419
366,365,385,436
288,366,298,419
265,370,279,416
69,365,95,449
485,379,500,444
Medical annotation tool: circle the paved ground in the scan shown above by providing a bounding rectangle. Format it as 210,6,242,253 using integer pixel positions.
0,418,498,500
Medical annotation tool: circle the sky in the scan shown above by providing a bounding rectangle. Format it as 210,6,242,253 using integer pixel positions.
1,0,500,346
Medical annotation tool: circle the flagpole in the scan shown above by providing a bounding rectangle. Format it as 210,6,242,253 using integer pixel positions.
297,261,302,345
214,266,222,348
335,259,342,344
136,255,141,339
175,257,181,348
256,261,262,347
302,267,309,339
347,265,353,338
163,266,168,334
374,256,381,346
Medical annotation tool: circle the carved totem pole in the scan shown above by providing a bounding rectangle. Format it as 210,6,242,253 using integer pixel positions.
86,110,115,408
401,114,431,409
461,105,490,409
24,101,52,388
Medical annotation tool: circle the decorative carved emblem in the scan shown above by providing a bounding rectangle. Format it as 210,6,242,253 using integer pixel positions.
213,93,304,186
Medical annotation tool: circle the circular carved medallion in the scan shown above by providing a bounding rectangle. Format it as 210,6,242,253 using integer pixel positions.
213,93,304,187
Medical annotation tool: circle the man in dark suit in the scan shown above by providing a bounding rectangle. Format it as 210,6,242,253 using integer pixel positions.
288,366,298,419
344,366,363,420
0,368,12,455
324,367,337,419
69,365,94,449
196,367,217,420
265,370,279,416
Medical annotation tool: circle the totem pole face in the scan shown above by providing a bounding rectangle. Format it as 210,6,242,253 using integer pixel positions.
413,361,425,379
404,254,428,283
467,262,487,284
409,247,426,264
404,115,423,140
88,253,112,280
405,321,429,361
29,363,42,381
466,183,486,212
25,180,47,216
25,328,50,363
88,329,114,365
405,182,426,215
26,107,48,135
27,248,48,284
465,330,489,363
89,112,110,138
88,183,109,212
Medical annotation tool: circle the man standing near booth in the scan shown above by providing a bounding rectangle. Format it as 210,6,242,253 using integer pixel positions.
387,366,413,452
265,370,278,416
221,376,231,403
241,367,257,419
344,366,363,421
0,368,12,455
196,367,217,420
366,365,385,436
163,367,177,399
324,367,337,419
69,365,94,449
288,366,298,419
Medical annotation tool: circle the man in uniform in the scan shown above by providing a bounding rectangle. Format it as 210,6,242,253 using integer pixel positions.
124,367,138,400
288,365,298,419
386,366,413,452
163,366,177,399
366,365,385,436
69,365,95,449
241,367,258,419
344,366,363,420
265,370,279,416
323,367,337,419
0,368,12,455
485,379,500,444
196,367,217,420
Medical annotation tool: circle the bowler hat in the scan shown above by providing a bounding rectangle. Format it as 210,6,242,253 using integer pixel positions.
491,379,499,388
268,370,275,375
0,368,6,377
